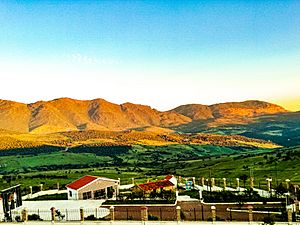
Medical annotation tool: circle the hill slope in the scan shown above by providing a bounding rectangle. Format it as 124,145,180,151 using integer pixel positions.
0,98,191,133
0,98,288,134
171,100,288,129
0,128,280,150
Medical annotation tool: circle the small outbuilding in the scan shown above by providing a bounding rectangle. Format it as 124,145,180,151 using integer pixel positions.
138,175,177,193
66,175,120,200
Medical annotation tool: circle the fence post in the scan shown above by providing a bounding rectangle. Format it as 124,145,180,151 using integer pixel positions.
287,205,293,225
110,206,115,221
176,206,181,221
266,178,272,192
248,205,253,224
141,206,148,221
57,182,60,190
223,178,226,190
29,186,32,198
236,178,240,190
211,178,215,187
211,206,216,224
250,177,254,189
21,208,28,222
80,207,84,222
50,207,56,221
40,183,43,192
199,189,203,202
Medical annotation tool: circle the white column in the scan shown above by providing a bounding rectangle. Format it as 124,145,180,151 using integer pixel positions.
236,178,240,190
266,178,272,192
223,178,226,190
199,189,203,201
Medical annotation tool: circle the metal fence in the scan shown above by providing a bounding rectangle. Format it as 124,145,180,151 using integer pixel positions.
1,208,110,222
0,204,293,223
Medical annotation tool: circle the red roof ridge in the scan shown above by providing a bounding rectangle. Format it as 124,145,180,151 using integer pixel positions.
66,175,119,191
165,175,174,180
138,180,174,191
66,175,100,190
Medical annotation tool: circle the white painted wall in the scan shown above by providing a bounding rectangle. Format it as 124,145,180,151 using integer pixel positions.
67,188,78,200
169,176,177,187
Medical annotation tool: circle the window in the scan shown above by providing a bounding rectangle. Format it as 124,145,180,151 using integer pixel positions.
83,191,92,199
69,191,72,197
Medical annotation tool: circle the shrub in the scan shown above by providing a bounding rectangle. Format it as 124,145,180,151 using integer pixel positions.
148,214,159,221
85,215,97,220
263,215,275,225
28,214,42,221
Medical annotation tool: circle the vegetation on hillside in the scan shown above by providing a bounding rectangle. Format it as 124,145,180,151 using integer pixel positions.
0,129,280,151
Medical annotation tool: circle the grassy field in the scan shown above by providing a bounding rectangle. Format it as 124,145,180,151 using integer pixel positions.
196,112,300,147
0,144,274,174
0,143,283,193
173,145,300,189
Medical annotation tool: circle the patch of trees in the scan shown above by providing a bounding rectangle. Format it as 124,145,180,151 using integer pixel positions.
69,145,131,156
0,145,63,157
202,190,281,203
0,136,42,150
190,133,273,147
60,130,172,143
0,162,109,175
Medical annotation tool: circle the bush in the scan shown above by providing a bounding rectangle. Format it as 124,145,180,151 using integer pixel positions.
85,215,97,221
28,214,43,221
180,210,186,220
15,215,21,222
28,193,68,201
207,216,224,221
148,214,159,221
263,215,275,225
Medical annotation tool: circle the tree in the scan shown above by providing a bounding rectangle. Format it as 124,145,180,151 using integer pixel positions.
275,183,287,196
239,174,248,188
131,186,144,200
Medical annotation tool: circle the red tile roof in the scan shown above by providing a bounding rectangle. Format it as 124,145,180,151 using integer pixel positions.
165,175,173,180
66,175,99,190
139,180,174,191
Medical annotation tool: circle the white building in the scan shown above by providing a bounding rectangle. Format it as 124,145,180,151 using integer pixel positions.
66,175,119,200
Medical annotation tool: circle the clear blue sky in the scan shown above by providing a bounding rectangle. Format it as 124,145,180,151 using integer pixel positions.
0,0,299,110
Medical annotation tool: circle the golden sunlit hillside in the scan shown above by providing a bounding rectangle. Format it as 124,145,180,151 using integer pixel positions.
0,98,288,134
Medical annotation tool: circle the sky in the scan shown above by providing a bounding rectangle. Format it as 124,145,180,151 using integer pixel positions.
0,0,299,111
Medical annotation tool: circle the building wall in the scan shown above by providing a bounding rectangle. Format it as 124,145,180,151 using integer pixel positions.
67,188,78,200
169,177,177,187
77,179,119,200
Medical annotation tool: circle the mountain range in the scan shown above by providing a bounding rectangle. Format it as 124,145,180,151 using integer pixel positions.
0,98,290,134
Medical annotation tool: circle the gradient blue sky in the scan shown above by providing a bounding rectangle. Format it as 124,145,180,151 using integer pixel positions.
0,0,300,110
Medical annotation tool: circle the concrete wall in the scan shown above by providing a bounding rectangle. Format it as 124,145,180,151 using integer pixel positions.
1,221,299,225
